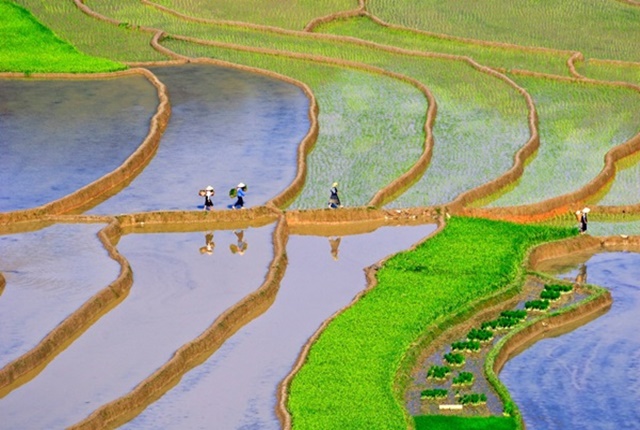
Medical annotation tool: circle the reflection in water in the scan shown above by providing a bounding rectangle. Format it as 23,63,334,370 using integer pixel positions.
329,236,341,261
229,230,248,255
199,232,214,255
575,264,587,284
501,252,640,430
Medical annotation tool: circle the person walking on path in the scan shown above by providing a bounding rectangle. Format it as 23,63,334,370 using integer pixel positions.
328,182,342,209
232,183,247,209
576,207,590,234
202,185,215,211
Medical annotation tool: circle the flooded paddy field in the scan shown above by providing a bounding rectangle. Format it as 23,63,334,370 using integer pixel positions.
0,224,275,429
88,64,310,214
501,251,640,429
0,77,157,212
0,223,119,367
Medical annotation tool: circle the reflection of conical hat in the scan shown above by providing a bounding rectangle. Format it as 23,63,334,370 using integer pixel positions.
582,207,591,213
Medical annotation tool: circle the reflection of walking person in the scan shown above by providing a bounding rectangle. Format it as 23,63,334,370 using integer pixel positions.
230,230,248,255
199,231,215,255
328,182,342,209
232,183,247,210
329,236,341,261
575,264,587,284
202,185,214,211
575,207,590,234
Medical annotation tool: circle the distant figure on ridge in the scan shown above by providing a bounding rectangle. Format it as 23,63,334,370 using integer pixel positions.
328,182,342,209
575,207,589,234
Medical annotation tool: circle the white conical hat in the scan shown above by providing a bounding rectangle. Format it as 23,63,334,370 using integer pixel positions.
582,207,591,213
238,182,245,188
205,185,214,191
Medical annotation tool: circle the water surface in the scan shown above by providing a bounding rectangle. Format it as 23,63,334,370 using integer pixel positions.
0,77,156,212
0,223,119,367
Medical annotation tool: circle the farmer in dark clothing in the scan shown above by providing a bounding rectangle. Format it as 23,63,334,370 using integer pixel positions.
328,182,341,209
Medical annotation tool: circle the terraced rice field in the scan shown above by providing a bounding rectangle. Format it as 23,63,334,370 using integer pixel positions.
1,0,640,429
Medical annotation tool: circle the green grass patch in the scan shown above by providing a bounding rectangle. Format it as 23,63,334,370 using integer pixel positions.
0,0,125,73
415,414,517,430
287,217,576,429
368,0,640,62
13,0,165,62
443,352,465,366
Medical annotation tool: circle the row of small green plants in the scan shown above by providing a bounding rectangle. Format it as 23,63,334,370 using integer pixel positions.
286,217,576,429
422,282,573,409
525,283,573,311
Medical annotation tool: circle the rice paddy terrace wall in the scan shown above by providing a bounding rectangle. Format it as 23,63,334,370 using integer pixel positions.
2,0,640,429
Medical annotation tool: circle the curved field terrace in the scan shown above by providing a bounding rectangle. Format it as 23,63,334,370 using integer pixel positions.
1,1,640,429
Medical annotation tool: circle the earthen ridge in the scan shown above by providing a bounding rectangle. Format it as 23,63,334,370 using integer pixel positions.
276,215,446,429
68,215,289,430
303,0,367,32
0,217,132,398
0,67,170,225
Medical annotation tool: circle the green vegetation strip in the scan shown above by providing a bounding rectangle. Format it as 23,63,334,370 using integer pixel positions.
287,217,575,429
415,415,516,430
0,0,124,73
